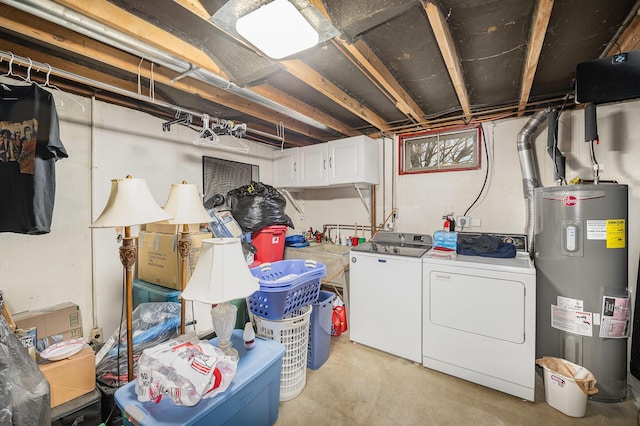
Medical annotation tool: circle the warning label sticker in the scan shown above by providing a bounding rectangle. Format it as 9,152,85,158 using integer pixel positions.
586,220,606,240
551,305,593,337
606,219,625,249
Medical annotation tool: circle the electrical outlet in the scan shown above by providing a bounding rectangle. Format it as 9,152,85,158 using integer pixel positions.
471,218,481,227
90,326,104,344
457,216,471,229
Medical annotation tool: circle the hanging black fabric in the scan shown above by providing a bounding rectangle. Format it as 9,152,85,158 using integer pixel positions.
0,83,68,234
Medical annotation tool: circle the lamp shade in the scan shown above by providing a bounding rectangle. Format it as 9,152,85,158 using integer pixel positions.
181,238,259,304
162,182,212,225
91,176,172,228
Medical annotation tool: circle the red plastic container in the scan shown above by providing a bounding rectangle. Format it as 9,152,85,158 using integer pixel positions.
252,225,288,263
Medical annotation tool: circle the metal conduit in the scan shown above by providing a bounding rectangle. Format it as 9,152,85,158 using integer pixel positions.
1,0,332,132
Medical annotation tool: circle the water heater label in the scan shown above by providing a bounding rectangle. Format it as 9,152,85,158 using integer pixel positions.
605,219,626,248
599,295,630,338
557,296,583,310
551,305,593,337
586,220,606,240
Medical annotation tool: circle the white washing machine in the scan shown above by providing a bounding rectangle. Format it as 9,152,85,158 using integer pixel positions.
422,251,536,401
350,232,432,363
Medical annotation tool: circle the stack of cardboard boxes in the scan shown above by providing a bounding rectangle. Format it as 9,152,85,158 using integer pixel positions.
13,302,95,408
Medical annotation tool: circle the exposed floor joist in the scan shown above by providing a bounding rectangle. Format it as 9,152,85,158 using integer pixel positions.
3,2,329,144
280,59,392,132
606,12,640,54
309,0,426,123
518,0,554,114
250,84,361,137
424,1,472,119
55,0,228,79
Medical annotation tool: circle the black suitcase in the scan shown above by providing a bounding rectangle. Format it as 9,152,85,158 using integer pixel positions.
51,388,101,426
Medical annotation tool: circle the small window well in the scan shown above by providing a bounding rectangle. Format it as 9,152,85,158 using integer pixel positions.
399,124,481,174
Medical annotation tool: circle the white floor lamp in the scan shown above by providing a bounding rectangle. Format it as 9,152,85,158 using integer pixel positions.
91,175,171,381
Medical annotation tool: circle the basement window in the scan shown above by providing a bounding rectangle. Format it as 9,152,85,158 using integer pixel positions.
399,124,481,174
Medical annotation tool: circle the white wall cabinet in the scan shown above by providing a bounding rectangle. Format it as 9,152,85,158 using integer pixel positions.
272,135,380,188
272,147,300,187
300,143,329,186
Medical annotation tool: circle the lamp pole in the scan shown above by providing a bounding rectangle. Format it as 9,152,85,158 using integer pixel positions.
178,223,192,334
119,226,137,381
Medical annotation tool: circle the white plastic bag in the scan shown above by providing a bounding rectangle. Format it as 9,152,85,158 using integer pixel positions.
136,334,237,406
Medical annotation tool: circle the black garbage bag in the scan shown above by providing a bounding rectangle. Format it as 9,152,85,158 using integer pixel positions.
226,181,294,233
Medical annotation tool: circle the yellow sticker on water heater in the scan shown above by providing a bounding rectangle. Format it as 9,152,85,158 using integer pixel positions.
606,219,625,248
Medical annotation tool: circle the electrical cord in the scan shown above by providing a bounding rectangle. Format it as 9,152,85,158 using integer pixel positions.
463,123,490,217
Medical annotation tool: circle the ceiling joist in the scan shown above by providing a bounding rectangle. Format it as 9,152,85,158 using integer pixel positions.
424,1,472,119
518,0,554,114
281,59,392,132
55,0,228,79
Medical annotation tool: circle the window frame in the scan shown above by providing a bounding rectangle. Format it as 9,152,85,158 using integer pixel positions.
398,123,482,175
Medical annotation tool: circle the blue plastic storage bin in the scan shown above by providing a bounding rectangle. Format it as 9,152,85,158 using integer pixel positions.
133,279,181,309
115,330,285,426
248,260,326,320
307,290,335,370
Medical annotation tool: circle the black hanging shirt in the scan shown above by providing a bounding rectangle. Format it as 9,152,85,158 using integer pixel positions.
0,83,68,234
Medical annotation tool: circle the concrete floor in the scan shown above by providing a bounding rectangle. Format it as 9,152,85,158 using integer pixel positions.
276,331,639,426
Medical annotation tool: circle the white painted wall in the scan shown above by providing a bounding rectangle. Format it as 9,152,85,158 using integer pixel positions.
2,86,639,358
296,101,640,327
1,92,274,340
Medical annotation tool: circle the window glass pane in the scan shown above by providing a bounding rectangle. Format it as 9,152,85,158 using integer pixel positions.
399,125,480,174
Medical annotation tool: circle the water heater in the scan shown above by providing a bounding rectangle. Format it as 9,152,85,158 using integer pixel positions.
534,183,629,402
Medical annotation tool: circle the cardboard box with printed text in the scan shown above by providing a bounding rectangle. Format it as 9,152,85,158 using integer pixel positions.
137,231,212,289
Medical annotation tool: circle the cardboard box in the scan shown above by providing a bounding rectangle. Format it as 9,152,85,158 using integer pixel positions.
137,231,212,289
145,222,200,234
15,327,37,360
39,346,96,407
13,302,83,352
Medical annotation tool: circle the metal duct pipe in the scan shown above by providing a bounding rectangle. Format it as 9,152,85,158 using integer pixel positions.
2,0,331,132
516,109,548,252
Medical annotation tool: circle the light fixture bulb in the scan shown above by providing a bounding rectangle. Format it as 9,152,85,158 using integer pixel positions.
236,0,319,59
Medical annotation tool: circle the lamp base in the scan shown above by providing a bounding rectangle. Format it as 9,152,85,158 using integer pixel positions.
210,301,239,361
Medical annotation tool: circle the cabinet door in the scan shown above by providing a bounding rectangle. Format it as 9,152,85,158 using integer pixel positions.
328,135,379,186
272,148,299,187
299,144,328,187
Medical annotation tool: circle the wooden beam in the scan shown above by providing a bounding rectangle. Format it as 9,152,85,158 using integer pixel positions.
0,5,330,141
251,84,360,137
54,0,227,79
518,0,554,114
281,59,391,131
309,0,425,123
424,1,472,118
336,39,425,123
607,13,640,54
173,0,211,20
166,0,365,137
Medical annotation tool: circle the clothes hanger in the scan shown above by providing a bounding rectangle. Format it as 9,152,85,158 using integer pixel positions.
0,51,15,79
40,63,86,112
194,115,249,153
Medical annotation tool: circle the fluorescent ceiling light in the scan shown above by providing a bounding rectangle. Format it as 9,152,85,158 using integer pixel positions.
235,0,320,59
